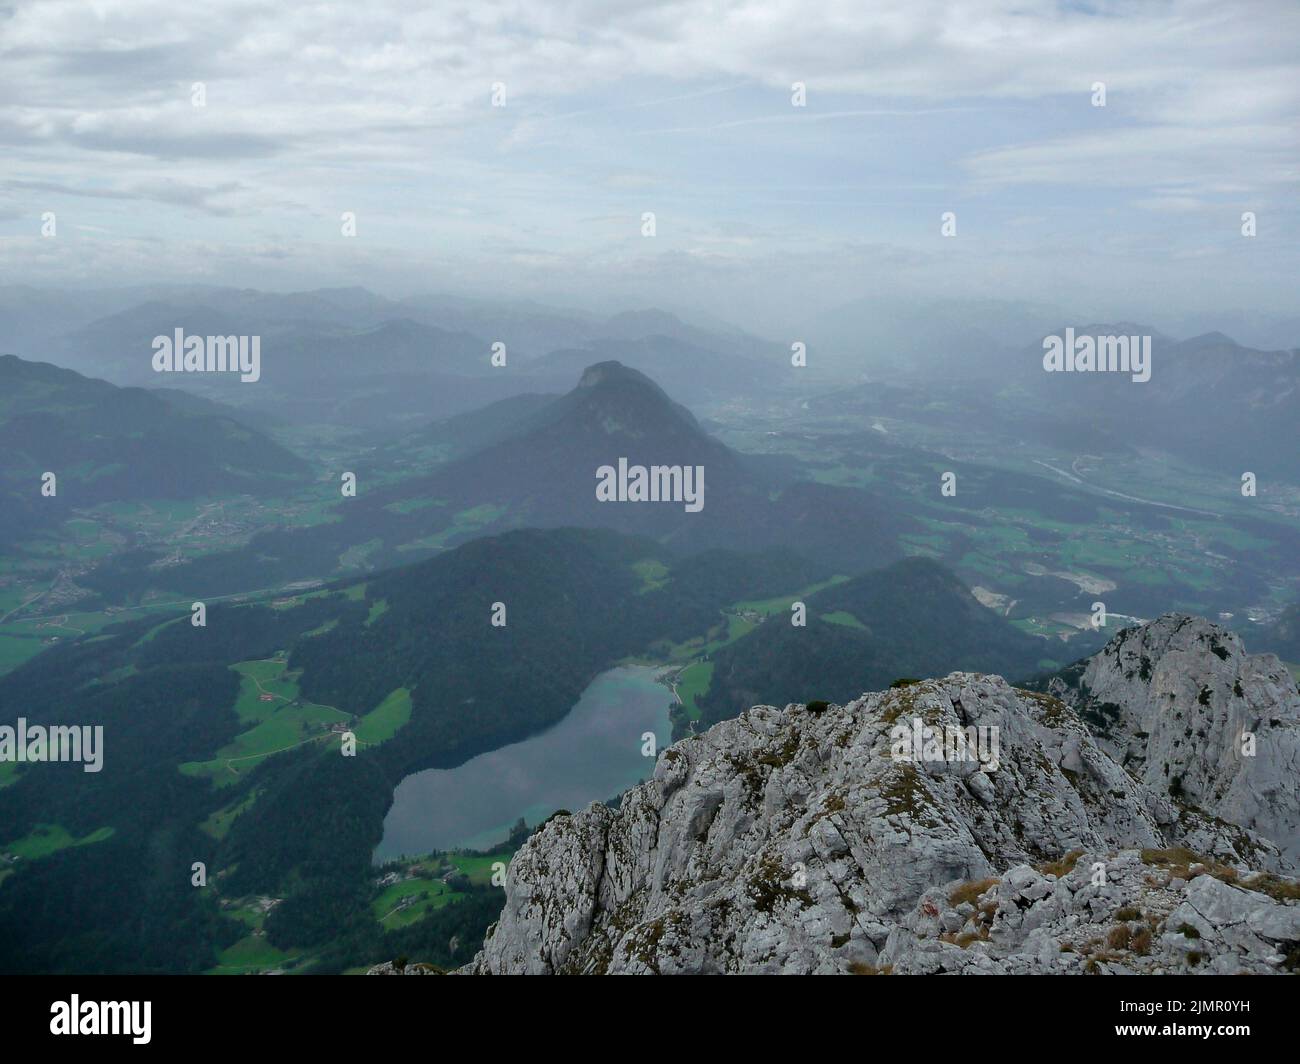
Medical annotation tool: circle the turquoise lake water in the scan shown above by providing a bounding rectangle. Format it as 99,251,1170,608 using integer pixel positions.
374,664,673,860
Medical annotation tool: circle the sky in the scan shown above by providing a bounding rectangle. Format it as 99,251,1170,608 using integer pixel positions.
1,0,1297,336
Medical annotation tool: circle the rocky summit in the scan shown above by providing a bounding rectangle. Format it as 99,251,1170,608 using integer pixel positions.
1041,613,1300,860
459,614,1300,974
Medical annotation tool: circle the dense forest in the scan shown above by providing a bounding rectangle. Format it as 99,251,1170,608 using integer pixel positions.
0,523,1079,973
696,557,1070,727
0,354,307,542
0,528,832,972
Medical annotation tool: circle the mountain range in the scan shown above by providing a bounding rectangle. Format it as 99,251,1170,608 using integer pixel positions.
6,286,794,429
1016,326,1300,480
0,354,308,542
69,357,910,603
357,359,912,573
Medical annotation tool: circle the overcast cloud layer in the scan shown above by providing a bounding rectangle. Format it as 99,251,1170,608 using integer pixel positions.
1,0,1297,333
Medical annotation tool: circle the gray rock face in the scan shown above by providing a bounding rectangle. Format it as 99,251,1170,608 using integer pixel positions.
1045,613,1300,859
882,850,1300,975
462,624,1300,974
366,960,440,975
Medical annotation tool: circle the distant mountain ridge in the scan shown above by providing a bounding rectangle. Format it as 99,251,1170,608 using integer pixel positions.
1019,325,1299,479
524,333,784,398
0,354,308,540
20,286,786,427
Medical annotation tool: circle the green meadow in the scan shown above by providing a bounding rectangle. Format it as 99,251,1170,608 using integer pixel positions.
1,823,114,862
674,661,714,721
354,687,412,745
181,660,413,784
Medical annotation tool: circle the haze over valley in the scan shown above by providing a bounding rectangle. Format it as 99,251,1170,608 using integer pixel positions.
1,0,1297,986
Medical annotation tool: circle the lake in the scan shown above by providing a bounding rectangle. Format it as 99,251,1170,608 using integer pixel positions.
374,664,674,860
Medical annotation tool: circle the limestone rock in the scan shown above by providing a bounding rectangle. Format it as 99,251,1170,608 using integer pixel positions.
1044,614,1300,859
460,619,1300,974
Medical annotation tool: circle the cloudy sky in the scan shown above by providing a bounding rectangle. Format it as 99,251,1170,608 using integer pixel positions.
1,0,1297,334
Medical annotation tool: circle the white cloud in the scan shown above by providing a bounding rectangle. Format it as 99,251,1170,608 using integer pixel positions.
0,0,1296,319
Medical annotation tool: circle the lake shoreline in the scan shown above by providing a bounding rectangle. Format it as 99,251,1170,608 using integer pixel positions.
373,664,674,861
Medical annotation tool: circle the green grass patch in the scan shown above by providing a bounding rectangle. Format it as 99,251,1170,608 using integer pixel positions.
132,613,188,647
372,877,459,928
180,659,348,785
398,503,508,553
675,662,714,720
207,934,301,975
354,687,412,745
821,610,866,630
383,498,441,515
2,823,114,861
0,632,48,674
201,791,260,840
448,851,513,885
708,613,756,652
633,558,670,594
300,618,338,638
733,575,849,615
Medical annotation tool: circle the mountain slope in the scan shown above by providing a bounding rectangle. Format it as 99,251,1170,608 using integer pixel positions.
363,360,908,568
359,360,760,543
0,527,824,973
380,392,561,459
1018,327,1300,480
523,334,782,398
463,621,1300,974
67,360,906,602
696,557,1050,726
1036,614,1300,859
0,354,309,540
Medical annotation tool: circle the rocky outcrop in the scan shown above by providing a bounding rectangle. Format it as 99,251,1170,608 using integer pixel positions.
461,622,1300,973
884,849,1300,974
366,960,441,975
1042,614,1300,859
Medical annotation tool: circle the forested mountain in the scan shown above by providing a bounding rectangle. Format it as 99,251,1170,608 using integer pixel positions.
370,360,756,533
372,392,561,458
1016,328,1300,480
0,528,825,973
71,360,909,602
0,514,1051,974
0,354,308,541
696,557,1051,726
362,360,910,568
522,334,785,398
